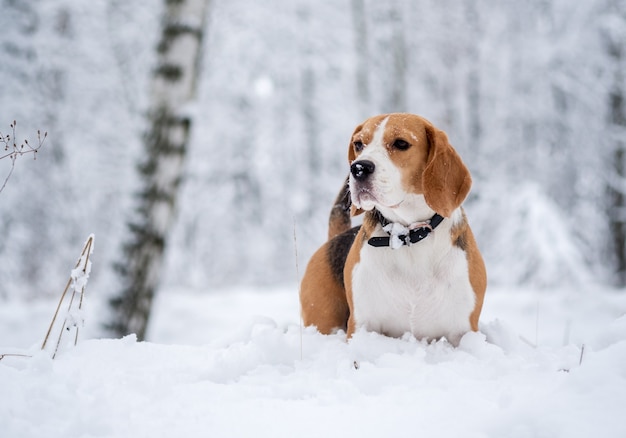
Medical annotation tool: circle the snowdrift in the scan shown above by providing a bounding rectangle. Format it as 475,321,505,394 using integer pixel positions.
1,287,625,437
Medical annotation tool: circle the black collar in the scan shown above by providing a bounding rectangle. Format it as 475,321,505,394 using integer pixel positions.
368,211,444,248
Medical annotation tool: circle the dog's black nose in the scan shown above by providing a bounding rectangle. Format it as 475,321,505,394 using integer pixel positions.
351,160,375,181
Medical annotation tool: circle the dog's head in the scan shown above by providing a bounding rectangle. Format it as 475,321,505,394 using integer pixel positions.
348,113,471,221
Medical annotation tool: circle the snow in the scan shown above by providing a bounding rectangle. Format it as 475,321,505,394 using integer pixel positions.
1,3,626,436
2,285,626,437
469,182,593,287
0,0,620,296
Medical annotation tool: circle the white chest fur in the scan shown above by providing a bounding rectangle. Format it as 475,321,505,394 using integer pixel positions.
350,215,475,345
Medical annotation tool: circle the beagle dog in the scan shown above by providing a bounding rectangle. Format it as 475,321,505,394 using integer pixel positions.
300,113,486,345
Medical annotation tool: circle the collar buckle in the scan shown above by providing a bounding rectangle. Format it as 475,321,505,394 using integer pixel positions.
367,212,444,248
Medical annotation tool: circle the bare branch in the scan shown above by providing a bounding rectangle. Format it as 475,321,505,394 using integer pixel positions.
0,120,48,194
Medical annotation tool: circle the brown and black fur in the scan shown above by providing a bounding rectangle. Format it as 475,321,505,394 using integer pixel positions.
300,180,357,333
300,113,486,337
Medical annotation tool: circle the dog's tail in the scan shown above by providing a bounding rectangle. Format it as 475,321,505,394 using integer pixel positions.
328,176,352,240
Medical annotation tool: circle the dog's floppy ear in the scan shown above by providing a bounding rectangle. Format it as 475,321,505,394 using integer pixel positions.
347,123,363,163
348,141,357,163
350,203,364,217
422,123,472,217
348,124,364,216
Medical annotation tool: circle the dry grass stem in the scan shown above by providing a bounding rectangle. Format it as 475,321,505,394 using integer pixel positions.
41,235,94,358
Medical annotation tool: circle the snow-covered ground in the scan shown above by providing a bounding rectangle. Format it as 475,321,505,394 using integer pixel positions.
1,285,626,437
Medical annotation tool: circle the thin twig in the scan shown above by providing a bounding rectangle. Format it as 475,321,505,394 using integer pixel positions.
73,237,92,347
293,217,303,361
0,353,32,361
0,163,15,193
42,235,94,358
535,300,540,347
52,235,93,358
579,344,586,366
0,121,47,194
53,281,81,359
41,278,72,350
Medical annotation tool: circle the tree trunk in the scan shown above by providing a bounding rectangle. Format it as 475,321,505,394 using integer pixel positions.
108,0,210,339
607,81,626,284
351,0,370,119
605,14,626,285
301,67,320,215
464,0,482,154
389,2,407,113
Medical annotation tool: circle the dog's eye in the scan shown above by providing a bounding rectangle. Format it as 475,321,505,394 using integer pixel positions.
393,139,410,151
353,141,364,152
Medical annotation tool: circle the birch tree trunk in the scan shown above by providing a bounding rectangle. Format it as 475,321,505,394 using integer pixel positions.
601,1,626,285
351,0,370,119
389,3,407,113
301,66,320,215
464,1,482,155
606,39,626,285
108,0,210,339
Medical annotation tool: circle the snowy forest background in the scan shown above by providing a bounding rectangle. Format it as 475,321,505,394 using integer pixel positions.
1,0,626,320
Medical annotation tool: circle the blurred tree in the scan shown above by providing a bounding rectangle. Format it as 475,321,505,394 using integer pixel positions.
603,1,626,284
301,66,320,215
0,0,75,299
464,0,482,159
297,5,322,217
108,0,210,339
351,0,371,119
388,1,407,113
